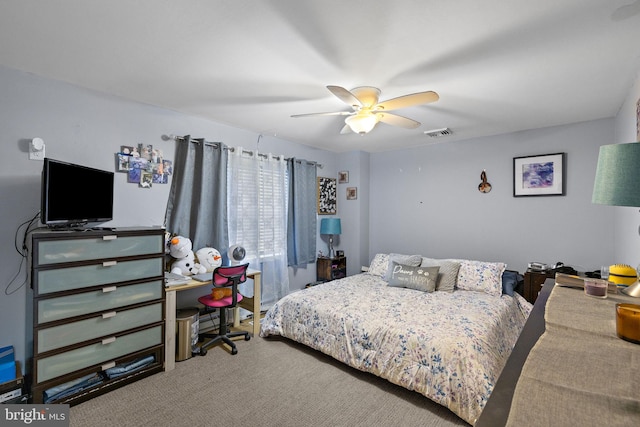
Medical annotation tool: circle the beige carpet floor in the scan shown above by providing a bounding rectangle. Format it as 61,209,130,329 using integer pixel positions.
70,336,468,427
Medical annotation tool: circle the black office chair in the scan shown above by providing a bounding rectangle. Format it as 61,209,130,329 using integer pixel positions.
197,263,251,355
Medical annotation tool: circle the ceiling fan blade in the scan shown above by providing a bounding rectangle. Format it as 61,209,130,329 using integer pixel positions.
339,124,352,134
375,91,439,111
291,111,352,118
377,112,421,129
327,85,362,109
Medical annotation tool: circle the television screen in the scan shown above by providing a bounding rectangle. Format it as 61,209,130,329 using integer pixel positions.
41,158,114,227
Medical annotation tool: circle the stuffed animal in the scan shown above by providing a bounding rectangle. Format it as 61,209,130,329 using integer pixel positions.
164,231,174,253
211,287,232,300
168,236,206,276
195,247,223,272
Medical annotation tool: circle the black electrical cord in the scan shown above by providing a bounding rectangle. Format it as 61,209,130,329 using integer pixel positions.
5,211,45,295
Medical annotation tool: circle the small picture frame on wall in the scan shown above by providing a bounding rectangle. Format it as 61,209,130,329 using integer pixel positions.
346,187,357,200
338,171,349,183
317,177,337,215
513,152,566,197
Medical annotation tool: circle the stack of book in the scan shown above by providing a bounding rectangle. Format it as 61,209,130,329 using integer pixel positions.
164,272,191,287
555,273,618,294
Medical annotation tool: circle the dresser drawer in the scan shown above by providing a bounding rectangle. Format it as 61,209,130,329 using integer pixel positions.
36,257,163,295
37,325,163,383
38,302,163,353
37,280,163,324
37,234,163,266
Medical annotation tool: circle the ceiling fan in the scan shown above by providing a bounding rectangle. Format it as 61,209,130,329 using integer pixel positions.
291,85,439,135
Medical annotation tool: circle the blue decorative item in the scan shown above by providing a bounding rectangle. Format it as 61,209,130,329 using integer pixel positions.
320,218,342,258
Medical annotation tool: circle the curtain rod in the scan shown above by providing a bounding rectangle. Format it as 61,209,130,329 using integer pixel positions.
168,134,323,168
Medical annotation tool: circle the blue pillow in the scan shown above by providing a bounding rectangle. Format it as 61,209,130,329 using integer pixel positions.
502,270,523,296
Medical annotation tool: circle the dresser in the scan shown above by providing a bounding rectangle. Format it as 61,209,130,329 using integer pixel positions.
28,227,166,405
316,256,347,282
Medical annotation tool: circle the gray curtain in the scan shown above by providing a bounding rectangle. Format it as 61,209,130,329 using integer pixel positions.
287,158,317,266
164,136,229,254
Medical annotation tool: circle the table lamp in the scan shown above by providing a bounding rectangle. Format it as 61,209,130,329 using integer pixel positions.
320,218,341,258
592,142,640,297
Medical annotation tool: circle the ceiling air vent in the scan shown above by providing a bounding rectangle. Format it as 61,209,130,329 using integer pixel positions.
424,128,452,138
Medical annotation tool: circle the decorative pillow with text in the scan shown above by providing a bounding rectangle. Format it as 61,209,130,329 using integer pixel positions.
388,262,439,292
384,253,423,281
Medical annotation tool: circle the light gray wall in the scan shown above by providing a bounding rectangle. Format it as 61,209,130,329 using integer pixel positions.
0,66,347,366
335,151,370,275
369,118,616,273
0,61,631,369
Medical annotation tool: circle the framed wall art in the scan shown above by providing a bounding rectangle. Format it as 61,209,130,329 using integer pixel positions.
338,171,349,183
347,187,357,200
513,152,566,197
317,177,337,214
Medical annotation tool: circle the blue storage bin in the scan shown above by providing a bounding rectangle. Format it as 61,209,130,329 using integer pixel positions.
0,346,16,384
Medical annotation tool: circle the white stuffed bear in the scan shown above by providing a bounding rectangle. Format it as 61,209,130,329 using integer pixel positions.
169,236,206,276
195,247,223,272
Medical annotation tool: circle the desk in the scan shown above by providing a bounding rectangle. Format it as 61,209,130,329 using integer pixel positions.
164,269,261,371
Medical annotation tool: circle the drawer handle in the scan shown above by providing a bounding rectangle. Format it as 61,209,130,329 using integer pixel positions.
102,337,116,345
102,235,117,241
102,286,117,293
102,260,117,267
101,361,116,370
102,311,117,319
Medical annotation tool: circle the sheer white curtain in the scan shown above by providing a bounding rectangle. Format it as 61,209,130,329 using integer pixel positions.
227,148,289,310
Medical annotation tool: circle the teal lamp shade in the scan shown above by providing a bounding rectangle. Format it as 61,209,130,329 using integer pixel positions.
592,142,640,207
592,142,640,298
320,218,341,258
320,218,342,235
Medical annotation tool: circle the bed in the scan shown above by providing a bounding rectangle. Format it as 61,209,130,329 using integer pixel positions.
260,254,532,425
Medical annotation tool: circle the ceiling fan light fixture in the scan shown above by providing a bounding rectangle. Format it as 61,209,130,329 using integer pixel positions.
345,113,379,135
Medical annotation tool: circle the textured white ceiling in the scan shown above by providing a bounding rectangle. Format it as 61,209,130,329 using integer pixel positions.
1,0,639,152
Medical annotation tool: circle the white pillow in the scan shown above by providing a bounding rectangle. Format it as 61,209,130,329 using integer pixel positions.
456,259,507,297
368,254,390,277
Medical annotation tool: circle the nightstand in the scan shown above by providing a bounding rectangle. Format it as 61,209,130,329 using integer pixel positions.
317,256,347,282
523,270,554,304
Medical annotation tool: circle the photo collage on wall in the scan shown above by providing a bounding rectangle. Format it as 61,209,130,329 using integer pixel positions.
116,144,172,188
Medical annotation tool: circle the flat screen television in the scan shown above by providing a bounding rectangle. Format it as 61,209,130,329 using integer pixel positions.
41,158,114,227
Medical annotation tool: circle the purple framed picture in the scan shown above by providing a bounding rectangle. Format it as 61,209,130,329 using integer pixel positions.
513,152,566,197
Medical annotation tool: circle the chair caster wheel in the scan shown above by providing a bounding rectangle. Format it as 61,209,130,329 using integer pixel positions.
200,347,207,356
231,347,238,355
245,335,251,341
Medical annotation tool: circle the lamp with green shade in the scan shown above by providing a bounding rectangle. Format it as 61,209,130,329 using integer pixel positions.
320,218,341,259
592,142,640,297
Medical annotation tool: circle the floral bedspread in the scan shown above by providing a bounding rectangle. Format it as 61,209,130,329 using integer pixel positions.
260,273,531,425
